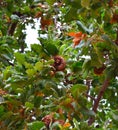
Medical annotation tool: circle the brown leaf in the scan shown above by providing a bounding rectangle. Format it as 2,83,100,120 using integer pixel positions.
40,17,53,30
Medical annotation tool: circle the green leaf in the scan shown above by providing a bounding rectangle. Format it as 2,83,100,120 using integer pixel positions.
34,61,43,71
0,106,4,116
22,6,31,13
1,54,11,61
46,0,55,5
82,59,91,78
55,71,64,79
73,118,80,129
3,66,12,80
59,44,67,54
46,59,54,65
8,77,28,88
27,121,45,130
31,44,43,54
111,112,118,121
101,34,113,44
77,21,93,34
1,111,13,120
72,61,83,72
64,7,78,22
71,84,87,98
24,62,33,69
25,102,34,109
44,43,59,56
64,0,81,9
14,52,25,65
26,69,36,77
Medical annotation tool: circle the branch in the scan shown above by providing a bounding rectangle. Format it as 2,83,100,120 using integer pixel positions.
88,78,110,126
7,22,18,36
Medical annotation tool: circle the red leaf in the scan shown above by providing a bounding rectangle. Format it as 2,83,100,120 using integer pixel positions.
67,32,86,47
67,32,82,37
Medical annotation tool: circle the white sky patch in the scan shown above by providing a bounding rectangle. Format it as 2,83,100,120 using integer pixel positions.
25,20,40,49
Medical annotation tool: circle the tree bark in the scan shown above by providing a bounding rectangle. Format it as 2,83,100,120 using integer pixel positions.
88,78,110,126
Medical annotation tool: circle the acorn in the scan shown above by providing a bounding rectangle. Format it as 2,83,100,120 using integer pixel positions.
53,55,66,71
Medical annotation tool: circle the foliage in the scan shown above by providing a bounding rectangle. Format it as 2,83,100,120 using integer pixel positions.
0,0,118,129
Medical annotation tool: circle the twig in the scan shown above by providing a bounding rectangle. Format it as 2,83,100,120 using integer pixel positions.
84,93,95,101
88,78,110,126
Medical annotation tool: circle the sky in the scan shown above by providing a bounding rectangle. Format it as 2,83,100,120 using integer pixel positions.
25,20,39,49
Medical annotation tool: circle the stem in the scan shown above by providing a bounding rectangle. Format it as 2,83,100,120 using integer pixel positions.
88,78,110,126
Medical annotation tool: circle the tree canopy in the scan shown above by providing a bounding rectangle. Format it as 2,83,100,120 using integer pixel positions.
0,0,118,129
